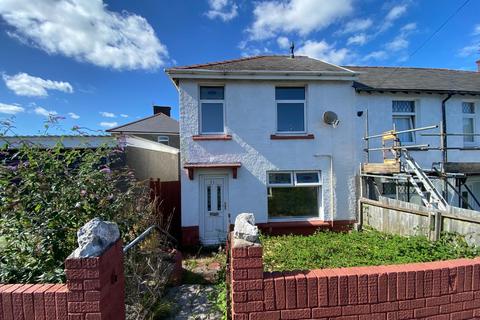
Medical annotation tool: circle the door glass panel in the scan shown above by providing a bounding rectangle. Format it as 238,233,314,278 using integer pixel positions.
207,185,211,211
217,185,222,211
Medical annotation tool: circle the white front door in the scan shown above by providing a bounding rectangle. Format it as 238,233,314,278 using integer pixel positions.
201,175,228,244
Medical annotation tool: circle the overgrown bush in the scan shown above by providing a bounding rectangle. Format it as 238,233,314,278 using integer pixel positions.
0,120,148,283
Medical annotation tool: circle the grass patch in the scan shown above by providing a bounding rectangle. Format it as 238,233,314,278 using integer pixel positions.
261,229,480,272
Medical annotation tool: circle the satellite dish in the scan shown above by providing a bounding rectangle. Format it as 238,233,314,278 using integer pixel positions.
323,111,340,128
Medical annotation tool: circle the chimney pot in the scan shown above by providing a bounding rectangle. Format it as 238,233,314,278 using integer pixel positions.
476,60,480,72
153,106,171,117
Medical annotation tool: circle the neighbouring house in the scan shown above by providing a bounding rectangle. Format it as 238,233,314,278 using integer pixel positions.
166,55,480,245
107,106,179,147
107,106,180,182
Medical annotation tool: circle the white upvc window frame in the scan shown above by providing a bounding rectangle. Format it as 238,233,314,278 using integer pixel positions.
392,100,416,144
275,86,307,134
267,170,322,220
462,101,476,146
199,85,226,135
157,135,170,145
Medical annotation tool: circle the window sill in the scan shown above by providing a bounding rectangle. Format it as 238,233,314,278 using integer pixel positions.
270,134,315,140
192,134,232,141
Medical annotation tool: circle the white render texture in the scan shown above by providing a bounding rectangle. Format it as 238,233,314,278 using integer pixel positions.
179,79,359,236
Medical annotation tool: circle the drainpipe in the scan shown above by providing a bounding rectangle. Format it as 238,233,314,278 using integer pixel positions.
441,93,453,200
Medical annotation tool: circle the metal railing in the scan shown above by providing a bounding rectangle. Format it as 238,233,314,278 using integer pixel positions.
123,224,177,253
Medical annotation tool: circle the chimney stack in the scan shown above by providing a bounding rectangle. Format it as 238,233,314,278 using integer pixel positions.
153,106,171,117
476,60,480,72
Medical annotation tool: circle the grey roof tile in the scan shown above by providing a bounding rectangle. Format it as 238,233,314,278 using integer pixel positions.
168,55,352,73
106,113,179,134
345,66,480,94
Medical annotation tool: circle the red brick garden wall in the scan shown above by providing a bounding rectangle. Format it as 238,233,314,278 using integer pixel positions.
230,239,480,320
0,239,125,320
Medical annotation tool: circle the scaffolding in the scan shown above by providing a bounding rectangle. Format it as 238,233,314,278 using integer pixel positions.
361,122,480,211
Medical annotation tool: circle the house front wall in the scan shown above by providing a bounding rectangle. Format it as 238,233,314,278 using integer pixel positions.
179,79,359,243
356,93,480,167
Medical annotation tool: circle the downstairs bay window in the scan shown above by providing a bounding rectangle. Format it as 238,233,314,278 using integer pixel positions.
267,171,321,219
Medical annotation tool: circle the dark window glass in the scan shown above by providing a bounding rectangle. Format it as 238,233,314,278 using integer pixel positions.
200,86,224,100
268,172,292,185
275,87,305,100
277,103,305,132
268,187,318,217
201,103,224,133
296,172,319,184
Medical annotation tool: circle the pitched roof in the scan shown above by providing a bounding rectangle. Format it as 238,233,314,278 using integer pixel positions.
167,55,354,73
345,66,480,95
106,113,179,134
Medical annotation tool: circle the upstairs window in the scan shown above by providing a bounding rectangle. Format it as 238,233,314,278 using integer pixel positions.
463,102,476,144
392,100,415,143
276,87,306,133
157,135,170,145
200,86,224,134
267,171,321,219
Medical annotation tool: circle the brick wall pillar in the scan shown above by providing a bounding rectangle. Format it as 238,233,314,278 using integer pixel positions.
230,238,266,320
64,239,125,319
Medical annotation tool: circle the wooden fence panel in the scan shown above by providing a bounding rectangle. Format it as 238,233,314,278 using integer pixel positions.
360,197,480,246
149,179,181,241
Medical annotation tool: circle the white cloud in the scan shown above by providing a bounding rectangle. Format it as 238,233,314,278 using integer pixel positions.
247,0,353,40
100,121,118,128
34,106,57,117
3,72,73,97
205,0,238,21
0,102,25,114
363,50,388,61
474,24,480,35
120,114,129,118
458,44,479,57
347,34,367,46
385,22,417,52
100,111,116,118
386,36,409,52
277,36,290,49
68,112,80,119
379,4,408,32
0,0,168,70
340,18,372,34
401,22,417,33
297,40,349,65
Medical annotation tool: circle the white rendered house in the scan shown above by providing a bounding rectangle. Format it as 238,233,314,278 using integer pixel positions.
166,55,480,245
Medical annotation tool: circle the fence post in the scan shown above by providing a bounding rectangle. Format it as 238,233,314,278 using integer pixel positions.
434,211,442,241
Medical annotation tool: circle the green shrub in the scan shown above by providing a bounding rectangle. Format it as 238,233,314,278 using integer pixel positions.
0,124,148,283
261,229,480,272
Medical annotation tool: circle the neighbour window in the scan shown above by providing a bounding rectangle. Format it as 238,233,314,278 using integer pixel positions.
200,86,224,134
157,135,169,145
462,102,475,144
267,171,321,218
392,100,415,143
276,87,306,133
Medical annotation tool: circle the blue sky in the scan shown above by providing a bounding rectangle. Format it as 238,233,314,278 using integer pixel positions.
0,0,479,135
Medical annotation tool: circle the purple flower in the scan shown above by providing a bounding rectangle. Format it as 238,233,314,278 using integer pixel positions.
6,165,17,171
100,167,111,174
80,190,87,197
